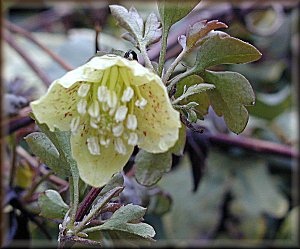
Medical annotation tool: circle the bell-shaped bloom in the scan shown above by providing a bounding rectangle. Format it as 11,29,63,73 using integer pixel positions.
31,54,181,187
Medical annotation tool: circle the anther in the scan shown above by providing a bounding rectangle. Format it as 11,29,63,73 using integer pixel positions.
135,98,147,109
121,87,134,102
88,100,100,118
112,123,124,137
128,132,138,146
115,106,128,122
77,84,90,97
97,86,108,102
126,114,137,130
70,116,80,133
107,91,117,108
87,137,101,155
77,99,87,115
114,138,127,155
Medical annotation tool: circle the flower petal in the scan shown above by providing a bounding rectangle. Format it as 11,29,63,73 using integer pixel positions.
135,81,181,153
71,131,134,187
30,81,81,131
85,55,161,87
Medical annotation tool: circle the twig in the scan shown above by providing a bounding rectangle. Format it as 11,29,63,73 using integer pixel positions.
3,32,51,86
62,235,102,247
209,133,298,158
76,187,103,221
4,20,73,71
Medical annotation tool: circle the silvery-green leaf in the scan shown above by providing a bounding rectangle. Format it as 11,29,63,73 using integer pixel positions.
173,83,215,104
38,190,69,219
110,5,144,42
25,132,69,176
143,12,162,46
84,204,155,240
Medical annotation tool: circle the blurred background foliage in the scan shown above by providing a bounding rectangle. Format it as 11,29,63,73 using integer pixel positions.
2,1,298,247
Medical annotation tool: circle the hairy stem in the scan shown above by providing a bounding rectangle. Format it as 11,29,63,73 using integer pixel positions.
140,45,154,72
76,187,103,221
162,49,186,83
158,27,169,77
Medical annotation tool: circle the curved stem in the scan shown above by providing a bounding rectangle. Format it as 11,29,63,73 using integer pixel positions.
162,49,186,83
140,45,154,72
158,27,169,77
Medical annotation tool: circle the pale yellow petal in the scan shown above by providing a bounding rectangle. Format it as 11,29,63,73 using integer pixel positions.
135,81,181,153
30,81,80,131
71,130,134,187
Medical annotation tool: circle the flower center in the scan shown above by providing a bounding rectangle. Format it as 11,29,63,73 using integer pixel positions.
70,66,147,156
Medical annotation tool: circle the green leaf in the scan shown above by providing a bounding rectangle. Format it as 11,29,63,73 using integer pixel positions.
110,5,144,42
203,70,255,134
87,204,155,240
193,34,262,72
143,12,162,47
38,190,69,219
31,115,77,176
169,125,186,156
110,5,161,49
100,172,124,196
135,150,172,186
173,83,215,104
25,132,69,176
186,20,228,50
175,74,210,119
158,0,199,33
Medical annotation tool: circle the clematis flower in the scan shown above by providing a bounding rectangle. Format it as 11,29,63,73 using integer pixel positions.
31,54,181,187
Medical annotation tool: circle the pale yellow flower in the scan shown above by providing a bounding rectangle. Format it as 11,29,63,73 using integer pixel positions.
31,55,181,187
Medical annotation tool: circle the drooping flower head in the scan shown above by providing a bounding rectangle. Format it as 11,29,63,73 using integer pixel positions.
31,54,181,187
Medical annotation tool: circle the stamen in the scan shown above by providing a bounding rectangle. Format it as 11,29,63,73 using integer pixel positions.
87,137,101,155
97,85,108,102
88,100,100,118
77,84,90,97
126,114,137,130
109,107,116,116
90,119,99,129
77,99,87,115
107,91,117,108
114,138,127,155
128,132,138,146
135,98,147,109
100,136,110,146
112,123,124,137
102,102,109,112
70,117,80,133
115,106,128,122
121,86,134,102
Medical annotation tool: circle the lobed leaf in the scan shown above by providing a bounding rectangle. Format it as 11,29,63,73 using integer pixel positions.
87,204,155,239
186,20,228,50
203,70,255,134
193,33,262,72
